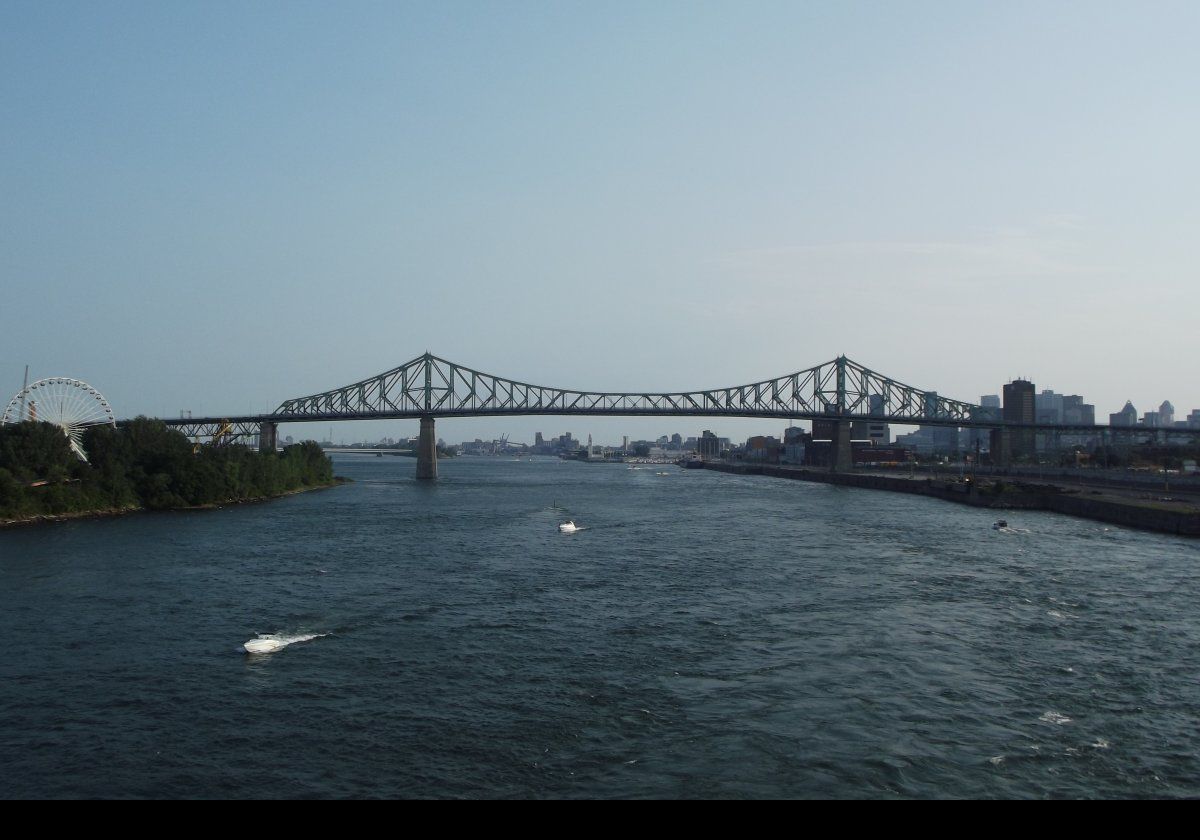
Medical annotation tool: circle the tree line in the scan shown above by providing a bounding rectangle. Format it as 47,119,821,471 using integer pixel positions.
0,419,334,520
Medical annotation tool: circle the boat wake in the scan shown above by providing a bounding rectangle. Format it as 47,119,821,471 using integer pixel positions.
243,632,328,655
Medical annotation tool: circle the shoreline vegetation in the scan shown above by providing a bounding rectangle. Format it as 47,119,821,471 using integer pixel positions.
0,479,348,530
0,419,341,529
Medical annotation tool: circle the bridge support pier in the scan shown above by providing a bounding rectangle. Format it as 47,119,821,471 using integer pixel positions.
831,421,852,473
416,416,437,480
259,421,278,453
990,428,1011,467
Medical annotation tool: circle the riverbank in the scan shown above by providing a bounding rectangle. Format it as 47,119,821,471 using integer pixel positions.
700,462,1200,537
0,478,348,530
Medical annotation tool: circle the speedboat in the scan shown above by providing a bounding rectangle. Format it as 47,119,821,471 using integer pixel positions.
992,520,1008,530
244,637,286,654
558,520,579,534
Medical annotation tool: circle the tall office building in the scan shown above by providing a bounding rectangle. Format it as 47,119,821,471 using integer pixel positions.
1109,401,1137,427
698,430,721,460
969,395,1002,451
1003,379,1036,460
1061,395,1095,426
1159,401,1175,427
1036,390,1064,424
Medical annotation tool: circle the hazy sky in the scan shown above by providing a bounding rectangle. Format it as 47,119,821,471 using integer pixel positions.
3,1,1197,445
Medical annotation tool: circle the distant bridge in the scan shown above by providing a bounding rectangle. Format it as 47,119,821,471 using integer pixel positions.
152,352,1195,478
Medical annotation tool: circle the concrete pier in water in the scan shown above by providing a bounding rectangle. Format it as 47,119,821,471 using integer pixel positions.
416,416,437,479
831,420,852,473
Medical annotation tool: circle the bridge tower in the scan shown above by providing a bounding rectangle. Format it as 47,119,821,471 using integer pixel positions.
830,355,853,473
259,421,278,453
831,422,852,472
416,416,437,479
990,428,1011,467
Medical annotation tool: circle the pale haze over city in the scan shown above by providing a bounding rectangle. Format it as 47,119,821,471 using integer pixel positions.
3,1,1197,443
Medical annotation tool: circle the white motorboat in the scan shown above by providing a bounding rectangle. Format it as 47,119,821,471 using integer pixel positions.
558,520,579,533
243,632,326,655
244,637,286,654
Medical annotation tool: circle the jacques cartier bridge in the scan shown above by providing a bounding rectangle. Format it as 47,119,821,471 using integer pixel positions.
150,353,1189,479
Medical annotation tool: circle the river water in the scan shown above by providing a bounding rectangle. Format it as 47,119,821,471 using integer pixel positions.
2,454,1199,798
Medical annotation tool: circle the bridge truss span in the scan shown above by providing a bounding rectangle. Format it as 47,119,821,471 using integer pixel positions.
272,352,983,424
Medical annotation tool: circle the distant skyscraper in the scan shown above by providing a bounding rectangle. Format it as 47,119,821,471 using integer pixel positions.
1003,379,1036,460
971,395,1002,450
1109,401,1137,427
1159,401,1175,427
1036,389,1064,424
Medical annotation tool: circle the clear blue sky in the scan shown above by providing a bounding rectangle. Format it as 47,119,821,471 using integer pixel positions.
3,1,1197,445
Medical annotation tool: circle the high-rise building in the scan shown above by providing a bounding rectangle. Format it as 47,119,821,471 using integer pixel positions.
969,395,1002,451
1109,401,1137,427
1036,389,1064,424
1159,401,1175,427
1061,395,1094,425
1003,379,1036,460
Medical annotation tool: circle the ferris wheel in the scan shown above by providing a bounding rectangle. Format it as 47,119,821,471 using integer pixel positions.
1,378,117,461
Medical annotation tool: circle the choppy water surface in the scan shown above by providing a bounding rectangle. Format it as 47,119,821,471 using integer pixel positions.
2,455,1199,798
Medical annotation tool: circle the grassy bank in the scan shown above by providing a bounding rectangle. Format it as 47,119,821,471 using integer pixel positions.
0,478,347,530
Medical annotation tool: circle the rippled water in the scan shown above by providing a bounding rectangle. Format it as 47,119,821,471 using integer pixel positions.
2,454,1199,798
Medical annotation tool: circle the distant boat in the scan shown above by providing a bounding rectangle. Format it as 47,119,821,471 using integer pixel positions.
558,520,579,534
244,637,286,654
243,632,327,655
993,520,1008,530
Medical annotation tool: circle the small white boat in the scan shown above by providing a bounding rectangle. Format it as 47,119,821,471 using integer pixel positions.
558,520,579,533
244,637,286,654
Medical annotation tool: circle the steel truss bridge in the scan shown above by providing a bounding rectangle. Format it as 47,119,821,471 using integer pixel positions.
150,352,1195,476
275,353,985,424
